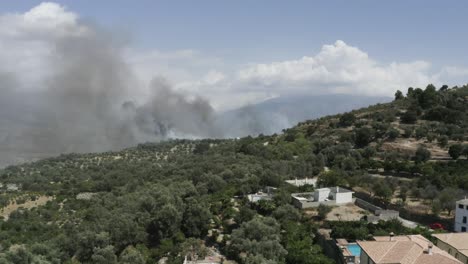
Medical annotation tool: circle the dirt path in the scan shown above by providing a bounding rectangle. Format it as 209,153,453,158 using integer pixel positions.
0,195,54,220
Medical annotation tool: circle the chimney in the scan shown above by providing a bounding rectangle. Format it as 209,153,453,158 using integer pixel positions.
428,243,433,255
389,232,394,241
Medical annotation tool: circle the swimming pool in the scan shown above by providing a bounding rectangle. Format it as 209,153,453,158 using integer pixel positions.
346,243,361,257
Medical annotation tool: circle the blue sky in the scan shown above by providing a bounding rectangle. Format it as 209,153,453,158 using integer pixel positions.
1,1,468,110
2,0,468,66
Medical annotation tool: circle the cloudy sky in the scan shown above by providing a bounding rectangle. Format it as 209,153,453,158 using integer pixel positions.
2,1,468,111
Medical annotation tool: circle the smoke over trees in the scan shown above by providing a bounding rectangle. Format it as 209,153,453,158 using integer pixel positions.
0,21,220,166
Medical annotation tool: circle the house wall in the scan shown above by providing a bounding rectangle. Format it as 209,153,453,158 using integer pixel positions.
355,198,381,214
455,202,468,232
314,188,331,202
334,192,353,204
292,198,316,209
435,239,468,264
360,252,375,264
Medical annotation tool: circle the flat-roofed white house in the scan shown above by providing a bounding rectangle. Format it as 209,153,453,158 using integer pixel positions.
455,199,468,232
433,233,468,264
246,186,277,203
285,177,317,187
291,187,354,209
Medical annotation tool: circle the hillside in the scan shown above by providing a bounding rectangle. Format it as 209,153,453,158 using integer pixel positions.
219,94,391,137
0,84,467,263
0,94,390,169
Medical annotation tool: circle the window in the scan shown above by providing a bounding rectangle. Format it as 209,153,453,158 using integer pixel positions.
462,226,467,232
463,216,467,224
460,204,465,209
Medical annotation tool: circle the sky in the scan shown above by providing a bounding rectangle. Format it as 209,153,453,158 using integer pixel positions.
1,1,468,110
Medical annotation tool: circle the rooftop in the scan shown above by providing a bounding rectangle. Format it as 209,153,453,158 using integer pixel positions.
456,198,468,205
291,192,314,201
358,235,461,264
285,178,317,186
330,186,353,193
433,233,468,257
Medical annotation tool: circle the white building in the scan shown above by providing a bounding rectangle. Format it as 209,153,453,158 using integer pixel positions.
455,198,468,232
291,187,354,209
246,187,277,203
285,177,317,187
332,187,353,204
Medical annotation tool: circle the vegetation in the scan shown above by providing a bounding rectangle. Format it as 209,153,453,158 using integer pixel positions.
0,84,467,263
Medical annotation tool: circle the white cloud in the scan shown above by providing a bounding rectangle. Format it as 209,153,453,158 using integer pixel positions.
0,2,88,88
0,2,84,38
237,40,439,96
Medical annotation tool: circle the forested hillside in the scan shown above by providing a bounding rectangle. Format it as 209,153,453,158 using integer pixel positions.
0,84,467,264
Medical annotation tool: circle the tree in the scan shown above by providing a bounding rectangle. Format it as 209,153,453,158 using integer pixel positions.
438,135,449,148
235,206,256,224
179,238,209,262
401,110,417,124
439,85,449,91
373,182,393,203
432,200,442,216
245,255,277,264
448,144,463,160
317,204,332,220
147,204,183,245
398,185,408,203
228,217,287,262
119,246,145,264
193,142,210,154
91,246,117,264
109,213,146,251
386,128,399,141
414,127,428,140
414,146,431,163
75,231,112,262
339,113,356,127
419,84,438,109
182,200,212,238
256,199,276,215
463,145,468,158
407,87,414,97
317,170,347,187
354,127,374,148
273,204,301,224
438,188,461,215
394,90,404,100
284,222,334,264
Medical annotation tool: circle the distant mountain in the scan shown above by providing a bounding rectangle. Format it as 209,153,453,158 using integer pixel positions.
219,94,391,137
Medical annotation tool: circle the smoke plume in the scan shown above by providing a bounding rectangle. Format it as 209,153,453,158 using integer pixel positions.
0,23,221,166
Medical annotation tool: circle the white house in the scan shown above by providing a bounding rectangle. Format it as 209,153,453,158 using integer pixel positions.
285,177,317,187
291,186,354,209
455,198,468,232
246,187,277,203
314,188,331,202
329,187,354,204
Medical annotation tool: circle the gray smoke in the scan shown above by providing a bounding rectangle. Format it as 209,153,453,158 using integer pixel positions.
0,26,221,166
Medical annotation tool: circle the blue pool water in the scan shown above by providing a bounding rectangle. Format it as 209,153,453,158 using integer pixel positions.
346,243,361,257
